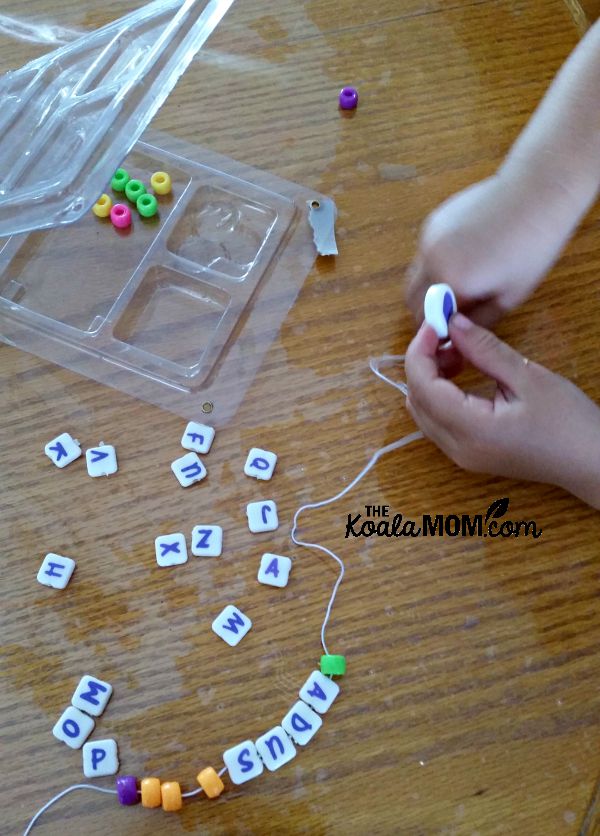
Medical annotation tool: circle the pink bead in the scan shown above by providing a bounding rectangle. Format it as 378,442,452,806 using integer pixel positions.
111,203,132,229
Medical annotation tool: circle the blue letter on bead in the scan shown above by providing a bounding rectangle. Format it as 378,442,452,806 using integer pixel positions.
160,541,181,557
182,461,203,479
91,747,107,770
49,442,67,462
265,558,279,578
45,561,66,578
238,747,255,773
252,457,269,471
264,734,285,759
62,719,80,738
222,611,245,634
195,529,211,549
307,681,327,702
261,505,272,525
89,449,109,463
291,713,312,733
79,679,109,708
187,432,204,444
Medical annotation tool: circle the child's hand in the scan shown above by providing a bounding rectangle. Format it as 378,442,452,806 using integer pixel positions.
405,170,574,331
404,314,600,509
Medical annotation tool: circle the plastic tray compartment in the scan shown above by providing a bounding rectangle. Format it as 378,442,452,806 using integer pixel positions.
0,131,323,426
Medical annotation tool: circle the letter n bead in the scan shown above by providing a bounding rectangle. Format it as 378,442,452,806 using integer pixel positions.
255,726,296,771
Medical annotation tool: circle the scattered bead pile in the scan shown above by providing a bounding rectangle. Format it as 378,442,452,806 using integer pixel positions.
93,167,173,229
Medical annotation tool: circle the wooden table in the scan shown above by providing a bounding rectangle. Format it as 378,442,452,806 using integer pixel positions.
2,1,600,833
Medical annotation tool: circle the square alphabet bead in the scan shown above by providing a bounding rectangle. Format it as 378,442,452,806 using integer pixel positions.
181,421,215,454
52,706,95,749
257,553,292,588
83,739,119,778
223,740,264,785
85,444,118,477
71,674,113,717
155,533,188,568
191,525,222,557
244,448,277,481
282,700,323,746
255,725,296,771
44,432,81,468
299,670,340,714
246,500,279,533
171,452,207,487
212,605,252,647
37,553,76,590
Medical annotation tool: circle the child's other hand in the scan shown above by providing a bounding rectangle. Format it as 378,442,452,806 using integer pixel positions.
404,314,600,509
405,170,573,331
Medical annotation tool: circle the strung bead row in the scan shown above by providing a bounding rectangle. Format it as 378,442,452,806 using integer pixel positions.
116,767,225,810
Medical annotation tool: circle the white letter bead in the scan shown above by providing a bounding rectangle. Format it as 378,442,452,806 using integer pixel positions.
52,706,95,749
71,674,113,717
299,670,340,714
258,554,292,588
181,421,215,454
423,283,457,340
191,525,223,557
155,533,188,567
44,432,81,468
171,452,207,487
223,740,264,785
282,700,323,746
85,444,118,477
82,739,119,778
212,604,252,647
244,448,277,481
37,554,76,590
255,725,296,771
246,500,279,533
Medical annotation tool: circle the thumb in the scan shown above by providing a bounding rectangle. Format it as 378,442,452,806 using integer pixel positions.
448,313,527,394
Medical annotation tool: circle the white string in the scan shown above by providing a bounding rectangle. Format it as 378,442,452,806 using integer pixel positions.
23,355,417,833
23,784,117,835
291,355,422,655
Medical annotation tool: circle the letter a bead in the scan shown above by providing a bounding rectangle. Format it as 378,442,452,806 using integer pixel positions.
141,777,161,808
299,670,340,714
161,781,182,812
197,767,224,798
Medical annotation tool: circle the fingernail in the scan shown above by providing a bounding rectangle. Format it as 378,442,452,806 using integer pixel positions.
451,312,472,331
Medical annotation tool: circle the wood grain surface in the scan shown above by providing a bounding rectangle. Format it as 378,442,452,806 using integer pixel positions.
2,1,600,834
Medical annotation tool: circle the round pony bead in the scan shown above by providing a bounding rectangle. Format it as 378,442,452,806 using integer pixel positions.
339,86,359,110
92,194,112,218
140,777,161,809
137,193,158,218
197,767,224,799
125,179,146,203
110,203,132,229
116,775,139,806
111,168,130,192
161,781,182,812
151,171,172,195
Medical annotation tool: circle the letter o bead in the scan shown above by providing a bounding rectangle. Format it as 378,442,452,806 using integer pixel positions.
197,767,224,798
141,777,161,808
161,781,182,812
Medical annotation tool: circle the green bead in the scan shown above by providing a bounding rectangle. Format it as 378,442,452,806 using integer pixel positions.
137,193,158,218
125,179,146,203
111,168,130,192
320,654,346,676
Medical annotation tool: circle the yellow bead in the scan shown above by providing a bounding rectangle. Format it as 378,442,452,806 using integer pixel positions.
151,171,172,195
161,781,182,812
197,767,224,799
92,193,112,218
141,777,161,808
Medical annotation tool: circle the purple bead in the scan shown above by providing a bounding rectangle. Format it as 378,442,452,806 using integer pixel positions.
339,86,358,110
116,775,139,806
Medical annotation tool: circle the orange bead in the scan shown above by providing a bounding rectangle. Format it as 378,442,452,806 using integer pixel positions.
141,777,161,808
161,781,182,812
197,767,224,799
